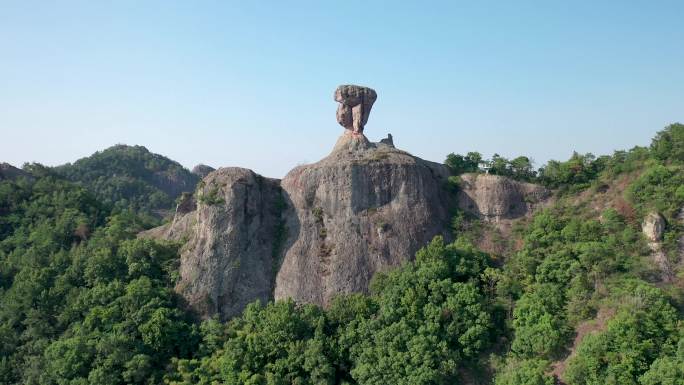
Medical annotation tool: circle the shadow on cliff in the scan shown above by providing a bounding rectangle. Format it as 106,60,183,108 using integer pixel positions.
271,185,300,294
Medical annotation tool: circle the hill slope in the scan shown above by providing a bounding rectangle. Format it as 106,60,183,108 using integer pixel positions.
54,144,199,217
1,121,682,385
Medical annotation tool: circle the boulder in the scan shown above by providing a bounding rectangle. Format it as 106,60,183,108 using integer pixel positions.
140,85,551,319
642,211,666,242
334,85,377,134
641,211,671,282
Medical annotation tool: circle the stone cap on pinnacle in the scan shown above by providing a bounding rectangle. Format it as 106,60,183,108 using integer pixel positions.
334,85,377,135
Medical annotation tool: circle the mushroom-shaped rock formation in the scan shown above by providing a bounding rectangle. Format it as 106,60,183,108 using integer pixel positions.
274,87,451,306
457,173,550,224
140,85,551,320
334,85,377,134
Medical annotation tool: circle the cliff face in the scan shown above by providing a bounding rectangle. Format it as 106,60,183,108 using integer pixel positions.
457,173,550,223
142,143,553,319
275,133,452,306
145,135,453,319
144,167,283,320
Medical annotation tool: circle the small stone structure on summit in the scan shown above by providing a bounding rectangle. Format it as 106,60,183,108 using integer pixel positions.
379,133,394,147
334,84,377,134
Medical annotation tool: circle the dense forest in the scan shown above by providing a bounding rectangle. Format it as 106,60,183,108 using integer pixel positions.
1,124,683,385
54,145,199,219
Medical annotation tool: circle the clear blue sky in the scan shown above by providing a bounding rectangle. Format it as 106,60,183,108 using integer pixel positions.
1,1,682,178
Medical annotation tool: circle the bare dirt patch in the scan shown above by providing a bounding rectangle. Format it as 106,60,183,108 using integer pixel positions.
550,307,616,383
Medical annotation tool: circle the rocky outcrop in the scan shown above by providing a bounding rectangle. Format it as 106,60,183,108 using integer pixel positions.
142,85,551,320
145,168,283,320
146,132,452,317
642,212,666,242
192,164,216,178
457,173,550,223
453,173,551,256
274,131,451,306
335,85,377,134
642,211,672,282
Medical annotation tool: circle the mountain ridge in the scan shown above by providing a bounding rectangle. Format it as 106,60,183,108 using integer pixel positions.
53,144,200,218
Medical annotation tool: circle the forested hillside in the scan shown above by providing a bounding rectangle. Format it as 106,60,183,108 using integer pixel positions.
54,145,199,218
0,165,198,384
0,124,682,385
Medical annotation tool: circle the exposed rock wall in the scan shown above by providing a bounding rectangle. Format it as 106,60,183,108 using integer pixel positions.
142,149,553,319
274,132,452,306
642,212,666,242
642,211,673,282
457,173,550,223
141,133,456,317
147,167,283,320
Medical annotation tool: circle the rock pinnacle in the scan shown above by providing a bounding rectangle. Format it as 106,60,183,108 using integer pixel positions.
334,85,377,134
